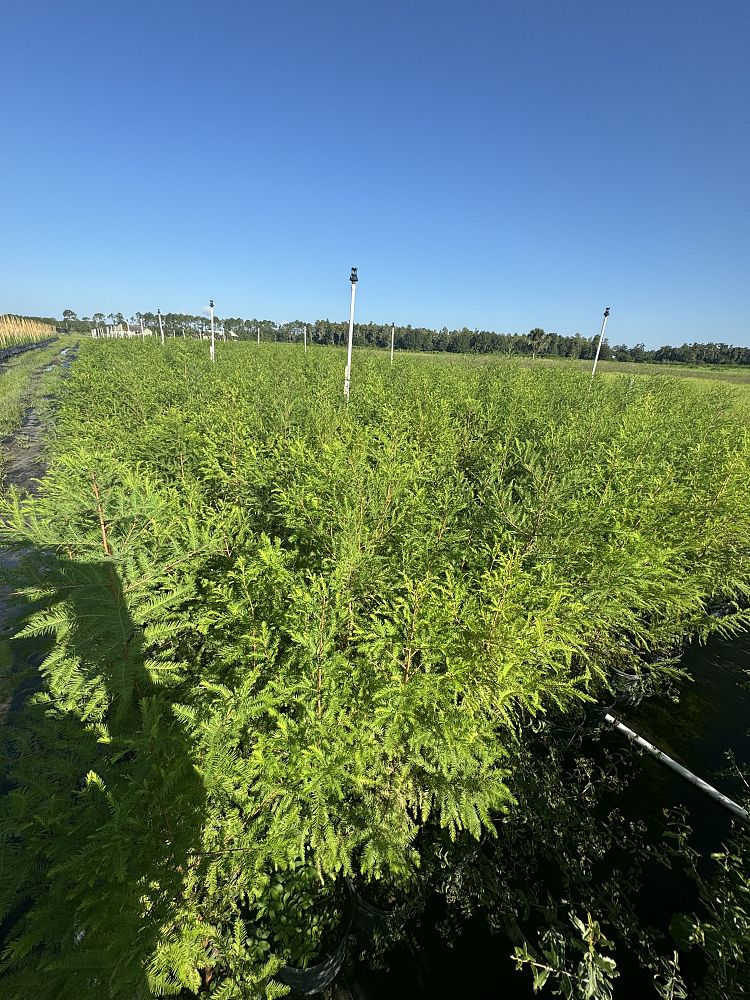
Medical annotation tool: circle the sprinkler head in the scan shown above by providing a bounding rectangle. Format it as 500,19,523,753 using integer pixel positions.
604,307,610,317
349,267,358,284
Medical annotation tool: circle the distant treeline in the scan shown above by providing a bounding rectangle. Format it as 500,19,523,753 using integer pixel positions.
56,309,750,366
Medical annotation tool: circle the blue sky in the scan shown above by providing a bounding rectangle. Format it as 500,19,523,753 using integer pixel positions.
2,0,748,348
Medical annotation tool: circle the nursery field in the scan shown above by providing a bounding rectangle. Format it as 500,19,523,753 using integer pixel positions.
522,354,750,385
399,347,750,386
1,340,750,998
373,346,750,387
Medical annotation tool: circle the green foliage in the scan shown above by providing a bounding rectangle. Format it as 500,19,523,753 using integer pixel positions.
667,808,750,998
513,912,618,999
422,729,680,996
1,340,750,994
246,860,346,968
652,952,688,1000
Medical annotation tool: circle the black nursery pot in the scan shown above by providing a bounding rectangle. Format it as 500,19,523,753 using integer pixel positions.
610,665,650,707
277,933,349,995
276,883,353,995
347,879,408,937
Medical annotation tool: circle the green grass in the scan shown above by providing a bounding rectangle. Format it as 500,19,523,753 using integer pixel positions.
359,344,750,385
520,354,750,384
0,336,77,464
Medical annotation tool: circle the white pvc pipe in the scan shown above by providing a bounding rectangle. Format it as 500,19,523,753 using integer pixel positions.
210,303,215,362
344,280,357,401
158,309,164,345
605,713,749,824
390,323,395,364
304,323,307,354
591,309,610,378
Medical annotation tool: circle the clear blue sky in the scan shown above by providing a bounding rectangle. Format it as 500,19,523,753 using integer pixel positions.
2,0,748,348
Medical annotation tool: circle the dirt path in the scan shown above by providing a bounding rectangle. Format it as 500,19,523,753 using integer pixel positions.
0,345,75,494
1,408,47,495
0,343,76,721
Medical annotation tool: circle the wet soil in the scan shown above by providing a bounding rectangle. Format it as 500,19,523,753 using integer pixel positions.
0,345,75,495
0,343,76,720
1,407,47,495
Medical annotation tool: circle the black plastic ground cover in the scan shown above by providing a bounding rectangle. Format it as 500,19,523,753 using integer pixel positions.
0,338,57,365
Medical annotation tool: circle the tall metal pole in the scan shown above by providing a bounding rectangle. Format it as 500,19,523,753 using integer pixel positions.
590,307,611,378
390,322,395,365
304,323,307,354
158,308,164,345
344,267,358,401
209,299,215,362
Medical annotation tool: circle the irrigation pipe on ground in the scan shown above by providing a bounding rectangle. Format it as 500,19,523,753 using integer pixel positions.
605,713,749,824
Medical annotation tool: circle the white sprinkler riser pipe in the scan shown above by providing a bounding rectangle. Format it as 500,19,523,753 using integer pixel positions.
344,281,357,401
158,310,164,345
210,305,215,362
591,312,610,378
605,713,750,824
391,323,395,364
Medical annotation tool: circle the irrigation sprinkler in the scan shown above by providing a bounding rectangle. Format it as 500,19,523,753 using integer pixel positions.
157,308,164,345
304,323,307,354
590,307,611,378
140,317,145,340
257,324,260,345
209,299,215,362
344,267,358,402
390,322,395,365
